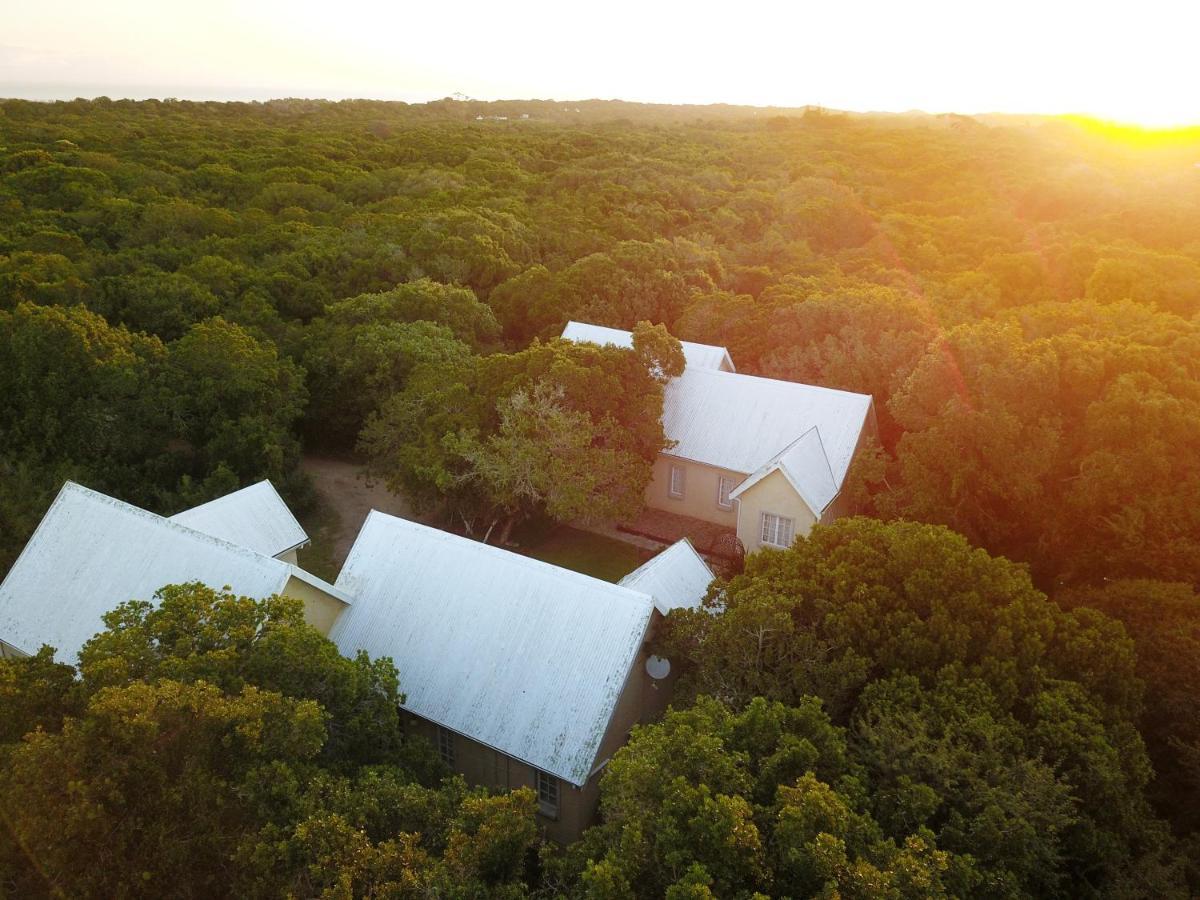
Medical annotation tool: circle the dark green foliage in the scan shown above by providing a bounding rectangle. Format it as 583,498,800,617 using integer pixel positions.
361,335,674,540
76,584,405,769
1,98,1199,894
0,583,540,898
546,696,973,898
1059,580,1200,834
1,99,1197,588
165,316,306,488
650,519,1188,896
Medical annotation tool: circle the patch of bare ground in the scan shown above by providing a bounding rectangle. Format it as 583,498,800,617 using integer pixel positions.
297,456,417,578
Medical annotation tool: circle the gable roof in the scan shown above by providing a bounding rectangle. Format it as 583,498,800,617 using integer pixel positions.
329,512,655,786
728,426,840,515
0,482,345,664
169,481,308,559
561,321,736,372
618,539,715,615
662,367,873,489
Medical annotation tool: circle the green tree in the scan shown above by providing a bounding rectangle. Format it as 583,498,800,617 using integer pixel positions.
0,583,540,898
77,583,405,769
1,678,327,898
1058,580,1200,833
0,302,170,504
166,316,307,490
632,320,686,381
547,696,971,899
362,336,671,539
464,381,648,542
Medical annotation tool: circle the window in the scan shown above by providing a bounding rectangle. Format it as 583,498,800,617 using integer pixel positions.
717,475,735,510
668,463,686,499
760,512,795,548
437,726,455,767
536,770,560,819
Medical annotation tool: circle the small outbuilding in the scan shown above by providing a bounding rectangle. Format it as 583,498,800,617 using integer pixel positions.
0,482,347,662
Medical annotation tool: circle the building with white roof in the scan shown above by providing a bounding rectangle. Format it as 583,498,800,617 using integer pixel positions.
0,482,348,663
561,320,735,372
562,321,875,551
618,538,714,615
169,480,309,562
329,511,711,842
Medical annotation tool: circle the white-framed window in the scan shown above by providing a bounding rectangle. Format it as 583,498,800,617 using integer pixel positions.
717,475,735,510
536,769,560,819
668,463,686,499
437,726,455,767
760,512,795,548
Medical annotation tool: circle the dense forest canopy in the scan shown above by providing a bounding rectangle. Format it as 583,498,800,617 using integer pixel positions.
2,97,1200,896
2,97,1198,583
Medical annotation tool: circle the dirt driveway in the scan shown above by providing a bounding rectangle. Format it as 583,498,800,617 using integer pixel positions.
299,456,416,574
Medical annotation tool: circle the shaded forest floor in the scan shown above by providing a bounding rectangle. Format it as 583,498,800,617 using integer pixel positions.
297,456,415,580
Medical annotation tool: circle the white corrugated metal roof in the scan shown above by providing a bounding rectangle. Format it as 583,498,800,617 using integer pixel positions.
662,367,872,488
170,481,308,559
561,321,736,372
619,539,714,614
0,482,303,663
728,427,840,515
329,512,656,786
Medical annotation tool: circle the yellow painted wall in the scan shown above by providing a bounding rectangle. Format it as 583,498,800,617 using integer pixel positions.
644,454,744,527
281,575,348,637
735,469,818,553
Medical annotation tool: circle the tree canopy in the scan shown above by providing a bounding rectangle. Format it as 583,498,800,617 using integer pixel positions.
2,97,1200,895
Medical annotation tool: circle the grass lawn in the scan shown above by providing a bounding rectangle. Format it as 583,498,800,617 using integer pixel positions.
515,522,646,583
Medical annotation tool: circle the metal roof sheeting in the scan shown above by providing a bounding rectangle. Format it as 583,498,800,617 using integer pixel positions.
170,480,308,559
619,539,715,614
662,367,872,487
729,427,840,515
330,512,656,786
0,482,300,663
561,321,736,372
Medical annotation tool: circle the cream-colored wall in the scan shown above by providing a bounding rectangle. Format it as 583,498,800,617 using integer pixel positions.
735,469,818,553
276,548,299,565
645,454,744,528
281,575,347,637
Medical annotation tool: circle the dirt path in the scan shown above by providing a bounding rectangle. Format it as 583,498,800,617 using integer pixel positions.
300,456,416,573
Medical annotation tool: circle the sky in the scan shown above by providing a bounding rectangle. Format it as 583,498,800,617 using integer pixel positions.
3,0,1199,127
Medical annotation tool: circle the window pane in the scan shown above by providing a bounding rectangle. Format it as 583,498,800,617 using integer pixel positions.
437,727,455,766
718,476,733,508
761,513,793,547
669,464,685,497
536,770,560,818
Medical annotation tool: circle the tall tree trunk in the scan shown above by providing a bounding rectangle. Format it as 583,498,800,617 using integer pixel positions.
497,513,520,545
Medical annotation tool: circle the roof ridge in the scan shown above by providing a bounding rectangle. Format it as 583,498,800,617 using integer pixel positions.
170,480,310,555
345,511,656,613
62,481,293,574
678,365,874,401
806,425,839,491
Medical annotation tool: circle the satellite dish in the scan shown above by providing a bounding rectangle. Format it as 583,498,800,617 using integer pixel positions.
645,655,671,680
